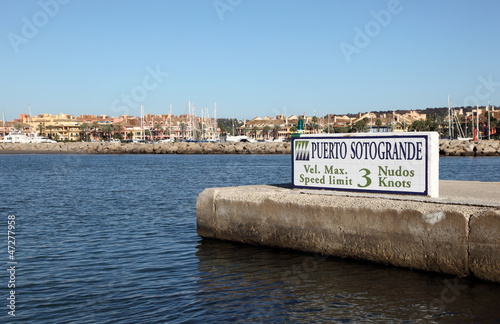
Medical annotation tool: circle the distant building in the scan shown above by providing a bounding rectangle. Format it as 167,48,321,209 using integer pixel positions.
18,113,81,141
1,106,497,141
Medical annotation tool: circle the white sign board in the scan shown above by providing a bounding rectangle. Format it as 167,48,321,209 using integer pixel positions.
292,132,439,197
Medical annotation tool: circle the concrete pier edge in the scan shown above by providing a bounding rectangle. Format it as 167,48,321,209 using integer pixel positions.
196,181,500,283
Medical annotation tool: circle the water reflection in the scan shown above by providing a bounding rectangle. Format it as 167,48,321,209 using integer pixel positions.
196,239,500,323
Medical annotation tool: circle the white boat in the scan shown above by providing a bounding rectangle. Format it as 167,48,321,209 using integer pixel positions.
265,137,285,142
226,135,257,143
32,135,57,143
1,130,32,143
1,130,56,143
1,106,56,143
158,139,174,143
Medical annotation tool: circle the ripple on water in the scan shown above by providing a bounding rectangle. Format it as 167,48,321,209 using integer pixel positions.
1,154,499,323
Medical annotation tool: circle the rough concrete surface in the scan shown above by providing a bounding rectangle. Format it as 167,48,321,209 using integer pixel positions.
469,211,500,282
197,181,500,283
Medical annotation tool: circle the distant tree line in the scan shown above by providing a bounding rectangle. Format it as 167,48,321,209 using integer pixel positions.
217,118,242,135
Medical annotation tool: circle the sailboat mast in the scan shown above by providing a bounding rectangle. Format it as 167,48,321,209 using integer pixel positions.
477,104,480,140
29,104,32,137
471,109,475,139
201,106,204,140
488,103,491,140
2,110,5,139
140,105,144,140
448,95,451,139
392,108,395,131
169,104,172,141
192,104,196,140
214,102,217,140
452,106,455,138
465,110,468,137
187,100,191,140
185,101,188,140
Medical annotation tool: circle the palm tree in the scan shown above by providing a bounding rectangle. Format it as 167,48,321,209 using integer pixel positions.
144,129,151,141
100,124,109,140
218,122,226,135
311,116,319,133
326,125,335,133
263,125,271,140
91,121,100,140
14,122,24,131
425,115,439,131
375,118,382,132
410,119,426,132
37,123,45,136
105,124,114,140
127,131,134,140
273,125,281,139
158,126,164,140
114,124,124,139
180,123,186,140
46,125,54,139
363,117,369,130
251,126,259,139
108,124,115,139
154,123,163,140
354,119,366,133
79,122,89,141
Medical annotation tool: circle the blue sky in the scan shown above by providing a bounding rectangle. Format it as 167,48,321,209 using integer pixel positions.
1,0,499,119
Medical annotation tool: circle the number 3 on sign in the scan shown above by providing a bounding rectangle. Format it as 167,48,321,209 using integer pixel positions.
357,168,372,188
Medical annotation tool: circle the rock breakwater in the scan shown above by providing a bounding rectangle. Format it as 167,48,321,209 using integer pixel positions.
439,139,500,156
0,142,292,154
1,139,499,156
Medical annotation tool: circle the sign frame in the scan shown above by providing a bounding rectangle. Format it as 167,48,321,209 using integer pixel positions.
291,132,439,197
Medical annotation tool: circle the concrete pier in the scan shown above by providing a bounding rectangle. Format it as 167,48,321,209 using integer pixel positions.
197,180,500,283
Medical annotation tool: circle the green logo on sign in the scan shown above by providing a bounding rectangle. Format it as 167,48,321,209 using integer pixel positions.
295,141,310,161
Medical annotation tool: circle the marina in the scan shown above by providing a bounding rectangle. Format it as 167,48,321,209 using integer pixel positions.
2,1,500,322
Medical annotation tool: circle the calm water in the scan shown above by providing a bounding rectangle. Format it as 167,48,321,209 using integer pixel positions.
1,154,499,323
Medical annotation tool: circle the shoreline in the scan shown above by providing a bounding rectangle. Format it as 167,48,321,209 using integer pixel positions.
0,142,291,155
0,139,499,156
